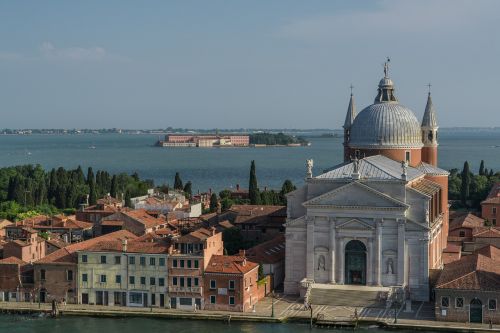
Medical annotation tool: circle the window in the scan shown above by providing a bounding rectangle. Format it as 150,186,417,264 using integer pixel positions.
455,297,464,308
140,277,146,285
67,270,73,281
180,277,185,287
129,276,135,285
82,273,88,282
179,297,192,306
489,299,497,310
194,260,199,269
116,275,121,283
129,256,135,265
210,295,216,304
229,280,235,290
100,274,107,283
180,260,185,268
82,255,88,263
493,207,497,215
100,256,107,264
405,151,411,162
441,296,449,308
159,258,165,266
140,257,146,266
114,256,121,264
173,259,178,268
129,292,143,305
150,257,156,266
459,231,466,237
173,277,178,286
229,296,235,305
210,280,216,290
187,260,192,268
40,269,46,280
494,219,497,226
159,278,165,287
150,277,156,285
187,278,192,287
194,278,199,286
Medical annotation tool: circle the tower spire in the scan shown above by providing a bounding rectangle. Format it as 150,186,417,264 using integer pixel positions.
343,86,356,162
421,88,439,166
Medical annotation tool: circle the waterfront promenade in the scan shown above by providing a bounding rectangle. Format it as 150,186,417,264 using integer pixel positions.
1,295,499,332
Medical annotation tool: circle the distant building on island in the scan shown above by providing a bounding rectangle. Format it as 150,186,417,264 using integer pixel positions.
156,134,250,148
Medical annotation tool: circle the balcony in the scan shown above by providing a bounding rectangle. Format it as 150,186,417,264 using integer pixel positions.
169,286,202,294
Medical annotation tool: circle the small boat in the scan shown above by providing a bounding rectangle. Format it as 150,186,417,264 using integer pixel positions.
88,145,96,149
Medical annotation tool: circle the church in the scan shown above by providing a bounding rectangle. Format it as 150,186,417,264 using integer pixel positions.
284,62,449,302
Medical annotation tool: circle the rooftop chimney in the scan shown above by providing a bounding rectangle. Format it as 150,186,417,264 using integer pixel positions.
122,239,128,252
239,249,246,257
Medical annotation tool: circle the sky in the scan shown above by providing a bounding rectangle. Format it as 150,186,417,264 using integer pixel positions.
0,0,499,129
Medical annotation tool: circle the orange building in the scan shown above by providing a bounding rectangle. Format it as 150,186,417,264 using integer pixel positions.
481,182,500,226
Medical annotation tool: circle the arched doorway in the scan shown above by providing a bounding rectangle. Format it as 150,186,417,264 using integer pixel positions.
470,298,483,323
345,240,367,285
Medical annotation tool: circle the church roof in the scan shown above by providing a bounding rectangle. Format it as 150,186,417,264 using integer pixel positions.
416,162,449,176
421,93,438,128
317,155,424,181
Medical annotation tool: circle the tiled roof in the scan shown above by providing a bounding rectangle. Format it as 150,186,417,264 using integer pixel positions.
205,255,258,275
0,219,13,229
416,162,449,176
411,178,442,197
443,243,461,253
35,230,136,264
122,209,167,228
0,256,27,265
472,227,500,238
317,155,424,181
101,220,124,226
46,238,69,249
83,238,170,254
482,182,500,204
436,245,500,291
229,205,285,226
449,213,484,231
246,234,285,264
176,227,215,242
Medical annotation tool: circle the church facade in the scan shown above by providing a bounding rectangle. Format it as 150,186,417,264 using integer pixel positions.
284,64,449,302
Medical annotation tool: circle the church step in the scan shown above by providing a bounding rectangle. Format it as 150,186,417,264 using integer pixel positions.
309,286,388,307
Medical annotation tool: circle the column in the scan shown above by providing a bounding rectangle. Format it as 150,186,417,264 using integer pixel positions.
329,218,336,284
375,220,383,286
397,219,406,286
337,237,345,284
421,234,430,283
367,238,374,285
306,216,315,280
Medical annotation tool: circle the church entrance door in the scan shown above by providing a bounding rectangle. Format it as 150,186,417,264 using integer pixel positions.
345,240,367,285
470,298,482,323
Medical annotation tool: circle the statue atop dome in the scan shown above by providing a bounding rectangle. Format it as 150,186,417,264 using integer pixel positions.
384,57,390,78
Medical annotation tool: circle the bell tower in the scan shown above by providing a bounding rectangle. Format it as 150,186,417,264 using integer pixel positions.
343,86,356,162
421,87,439,166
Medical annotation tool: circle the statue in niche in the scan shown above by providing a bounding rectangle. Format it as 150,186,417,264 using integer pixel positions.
306,159,314,178
386,258,394,274
317,254,326,271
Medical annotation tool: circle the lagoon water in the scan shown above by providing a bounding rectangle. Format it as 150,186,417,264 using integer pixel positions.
0,314,426,333
0,131,499,193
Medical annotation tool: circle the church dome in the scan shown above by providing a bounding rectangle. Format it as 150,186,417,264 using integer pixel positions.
349,102,423,148
348,66,423,149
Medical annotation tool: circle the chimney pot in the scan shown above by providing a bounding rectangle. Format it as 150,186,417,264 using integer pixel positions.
122,239,128,252
239,249,246,257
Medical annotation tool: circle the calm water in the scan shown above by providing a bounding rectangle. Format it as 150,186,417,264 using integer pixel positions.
0,131,499,192
0,314,428,333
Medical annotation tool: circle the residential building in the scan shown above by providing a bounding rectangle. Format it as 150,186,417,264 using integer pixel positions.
435,245,500,324
168,227,223,310
0,257,34,302
203,253,259,312
33,230,136,304
75,198,123,225
99,209,171,236
2,228,45,262
482,182,500,226
0,219,13,237
77,237,170,307
246,234,285,289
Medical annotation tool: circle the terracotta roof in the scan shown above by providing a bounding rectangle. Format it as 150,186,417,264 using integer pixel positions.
443,243,461,253
97,196,122,205
46,238,69,249
205,255,258,275
229,205,286,226
482,182,500,204
176,227,215,243
83,238,170,254
122,209,167,228
35,230,136,264
473,227,500,238
246,234,285,264
217,220,234,229
101,220,124,226
0,219,13,229
436,245,500,291
449,213,484,231
0,256,27,265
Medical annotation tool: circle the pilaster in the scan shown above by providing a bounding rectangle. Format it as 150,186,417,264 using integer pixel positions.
306,216,315,280
397,219,406,286
329,217,336,284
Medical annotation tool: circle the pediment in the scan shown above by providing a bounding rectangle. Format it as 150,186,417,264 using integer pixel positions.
285,215,306,227
336,218,374,230
303,181,408,209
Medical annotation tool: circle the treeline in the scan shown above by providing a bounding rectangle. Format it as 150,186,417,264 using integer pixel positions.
0,164,153,219
449,160,500,209
249,133,308,145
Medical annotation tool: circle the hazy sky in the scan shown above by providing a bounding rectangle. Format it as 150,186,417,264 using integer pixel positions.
0,0,499,129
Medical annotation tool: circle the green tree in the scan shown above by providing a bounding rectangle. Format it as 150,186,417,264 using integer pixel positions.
479,160,485,176
183,181,192,199
460,161,471,206
249,160,260,205
110,175,118,198
87,167,97,205
258,264,265,280
280,179,296,205
221,197,234,211
209,193,218,213
174,172,183,191
124,190,132,208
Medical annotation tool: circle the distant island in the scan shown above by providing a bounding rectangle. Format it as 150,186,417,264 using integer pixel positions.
155,132,310,148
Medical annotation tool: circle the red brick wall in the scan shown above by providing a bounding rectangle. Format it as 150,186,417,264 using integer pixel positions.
0,263,21,291
436,290,500,324
346,147,422,167
34,263,77,303
422,146,438,166
482,204,499,225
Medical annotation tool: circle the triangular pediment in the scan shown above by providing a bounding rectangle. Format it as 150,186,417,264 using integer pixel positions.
336,218,374,230
303,181,408,209
285,215,306,227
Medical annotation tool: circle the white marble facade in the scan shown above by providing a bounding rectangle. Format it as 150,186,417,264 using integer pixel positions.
284,155,440,301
